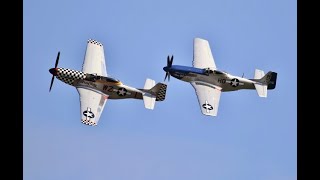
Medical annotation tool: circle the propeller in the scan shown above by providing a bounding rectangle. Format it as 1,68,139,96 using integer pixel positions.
49,51,60,92
164,55,173,81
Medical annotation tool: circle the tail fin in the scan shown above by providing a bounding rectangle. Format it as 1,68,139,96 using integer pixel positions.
253,69,277,97
141,78,168,109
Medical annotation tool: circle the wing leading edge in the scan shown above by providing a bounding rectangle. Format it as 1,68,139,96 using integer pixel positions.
190,82,222,116
77,88,108,126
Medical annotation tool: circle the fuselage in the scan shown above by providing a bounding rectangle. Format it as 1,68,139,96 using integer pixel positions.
163,65,256,91
49,67,144,99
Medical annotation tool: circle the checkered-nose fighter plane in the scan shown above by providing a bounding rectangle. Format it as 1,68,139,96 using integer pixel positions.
163,38,277,116
49,39,167,126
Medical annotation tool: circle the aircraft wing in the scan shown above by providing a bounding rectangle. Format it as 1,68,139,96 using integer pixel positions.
193,38,217,70
77,87,108,126
82,39,107,76
190,82,222,116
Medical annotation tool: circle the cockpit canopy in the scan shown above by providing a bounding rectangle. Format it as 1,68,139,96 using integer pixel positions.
203,68,228,76
203,68,214,74
85,73,120,83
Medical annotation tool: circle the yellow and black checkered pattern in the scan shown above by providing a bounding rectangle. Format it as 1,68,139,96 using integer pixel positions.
81,119,97,126
88,39,103,47
56,68,86,85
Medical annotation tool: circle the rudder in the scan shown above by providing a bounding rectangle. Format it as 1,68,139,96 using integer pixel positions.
267,72,277,89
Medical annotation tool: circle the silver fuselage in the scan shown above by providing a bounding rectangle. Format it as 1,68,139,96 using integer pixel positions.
167,65,256,91
53,67,144,99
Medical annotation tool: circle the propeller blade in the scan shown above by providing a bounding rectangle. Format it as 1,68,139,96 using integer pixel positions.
166,55,173,67
54,51,60,68
49,75,55,92
164,72,171,82
164,73,168,82
169,55,173,66
50,51,60,92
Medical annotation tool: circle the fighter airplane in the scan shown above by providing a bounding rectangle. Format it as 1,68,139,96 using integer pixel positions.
163,38,277,116
49,39,167,126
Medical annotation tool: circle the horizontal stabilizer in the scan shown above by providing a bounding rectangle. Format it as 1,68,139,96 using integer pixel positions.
254,69,265,79
254,84,267,97
142,78,156,109
254,69,267,97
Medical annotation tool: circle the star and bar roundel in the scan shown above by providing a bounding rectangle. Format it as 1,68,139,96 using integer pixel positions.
83,108,95,119
117,88,127,96
230,78,240,87
225,78,244,87
202,101,213,110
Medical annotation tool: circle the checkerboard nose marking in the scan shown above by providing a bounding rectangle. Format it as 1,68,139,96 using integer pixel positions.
55,68,86,85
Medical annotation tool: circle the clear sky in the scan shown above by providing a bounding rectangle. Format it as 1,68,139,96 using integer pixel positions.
24,0,296,179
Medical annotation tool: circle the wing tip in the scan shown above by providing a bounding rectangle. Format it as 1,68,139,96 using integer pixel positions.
81,119,98,126
87,39,103,47
202,112,217,117
194,37,208,43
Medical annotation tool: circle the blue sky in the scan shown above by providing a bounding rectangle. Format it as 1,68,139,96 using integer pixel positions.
24,0,296,179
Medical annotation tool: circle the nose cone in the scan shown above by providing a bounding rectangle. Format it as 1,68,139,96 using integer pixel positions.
163,66,169,72
49,68,58,76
